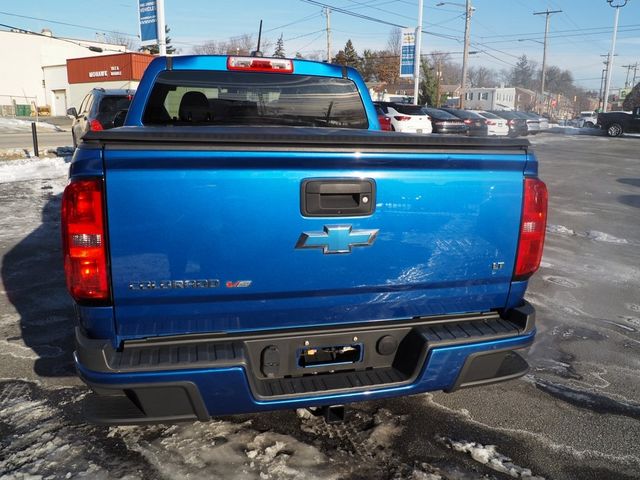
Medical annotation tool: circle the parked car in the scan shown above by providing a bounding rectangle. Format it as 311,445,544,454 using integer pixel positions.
513,111,540,135
375,105,392,131
489,111,527,137
374,102,433,134
67,88,134,147
422,107,468,134
597,107,640,136
577,111,598,128
520,111,550,131
440,108,488,136
473,110,509,136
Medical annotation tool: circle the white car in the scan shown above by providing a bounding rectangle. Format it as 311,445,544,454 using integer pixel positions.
473,110,509,136
374,102,433,134
577,111,597,128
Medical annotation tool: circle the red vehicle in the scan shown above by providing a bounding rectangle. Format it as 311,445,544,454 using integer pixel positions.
375,105,393,131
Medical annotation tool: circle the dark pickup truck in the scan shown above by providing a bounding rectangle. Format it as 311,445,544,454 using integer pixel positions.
598,106,640,136
62,55,547,424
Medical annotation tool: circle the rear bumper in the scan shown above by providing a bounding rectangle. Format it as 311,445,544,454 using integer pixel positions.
76,303,536,424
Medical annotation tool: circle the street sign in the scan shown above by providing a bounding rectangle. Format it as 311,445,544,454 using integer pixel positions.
400,28,416,78
139,0,158,45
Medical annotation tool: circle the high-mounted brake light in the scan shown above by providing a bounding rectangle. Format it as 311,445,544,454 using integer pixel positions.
61,179,110,303
89,119,103,131
227,56,293,73
514,178,548,280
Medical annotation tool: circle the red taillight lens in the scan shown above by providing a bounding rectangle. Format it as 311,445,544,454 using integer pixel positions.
394,115,411,121
508,119,515,126
227,56,293,73
514,178,548,280
464,119,472,124
486,120,496,125
378,115,392,131
89,119,103,131
62,179,110,303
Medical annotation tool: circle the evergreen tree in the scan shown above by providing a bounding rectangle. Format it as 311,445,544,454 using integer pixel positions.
510,55,537,90
333,39,362,72
273,34,286,58
418,58,438,106
139,25,176,54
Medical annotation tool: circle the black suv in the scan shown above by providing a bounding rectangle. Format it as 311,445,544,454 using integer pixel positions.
67,88,134,147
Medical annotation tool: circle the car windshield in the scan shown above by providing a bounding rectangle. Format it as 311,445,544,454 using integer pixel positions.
476,111,500,119
143,70,368,128
423,108,459,120
391,104,426,115
98,96,132,114
447,109,483,119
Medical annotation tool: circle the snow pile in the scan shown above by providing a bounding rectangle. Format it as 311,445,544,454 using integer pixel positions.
585,230,628,244
547,224,630,245
0,116,62,132
116,419,339,480
439,436,545,479
0,156,69,184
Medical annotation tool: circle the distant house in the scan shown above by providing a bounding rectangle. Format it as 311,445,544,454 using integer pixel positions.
462,87,516,110
515,87,538,111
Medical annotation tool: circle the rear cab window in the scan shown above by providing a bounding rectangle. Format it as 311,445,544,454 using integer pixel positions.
143,70,369,128
98,96,132,114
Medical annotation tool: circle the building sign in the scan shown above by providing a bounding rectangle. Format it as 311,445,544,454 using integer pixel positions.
139,0,158,45
400,28,416,78
67,53,154,84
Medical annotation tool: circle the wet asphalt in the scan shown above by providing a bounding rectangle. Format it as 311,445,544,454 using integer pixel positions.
0,133,639,479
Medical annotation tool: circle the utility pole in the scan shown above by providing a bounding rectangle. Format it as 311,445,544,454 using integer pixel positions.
324,7,332,63
413,0,424,105
621,64,633,88
598,59,608,111
633,63,638,86
157,0,167,55
603,0,628,113
459,0,473,109
533,9,561,114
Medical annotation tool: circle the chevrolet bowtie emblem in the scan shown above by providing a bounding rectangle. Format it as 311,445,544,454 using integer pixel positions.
295,225,379,254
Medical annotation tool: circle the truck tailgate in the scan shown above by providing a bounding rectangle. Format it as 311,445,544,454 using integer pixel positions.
100,129,529,340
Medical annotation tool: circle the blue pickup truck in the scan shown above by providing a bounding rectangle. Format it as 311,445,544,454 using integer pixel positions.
62,55,547,424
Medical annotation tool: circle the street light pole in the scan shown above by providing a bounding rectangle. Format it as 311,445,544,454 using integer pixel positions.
413,0,424,105
459,0,472,109
157,0,167,55
602,0,628,113
533,9,561,114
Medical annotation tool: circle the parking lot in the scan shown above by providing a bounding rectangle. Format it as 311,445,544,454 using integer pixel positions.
1,133,639,479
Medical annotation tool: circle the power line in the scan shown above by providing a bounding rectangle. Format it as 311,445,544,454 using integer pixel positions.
0,10,136,37
0,22,125,52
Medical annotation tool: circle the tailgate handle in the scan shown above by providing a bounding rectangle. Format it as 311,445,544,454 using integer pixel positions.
302,179,375,217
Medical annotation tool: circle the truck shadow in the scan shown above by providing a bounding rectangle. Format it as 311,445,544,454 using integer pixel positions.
1,193,77,377
617,178,640,209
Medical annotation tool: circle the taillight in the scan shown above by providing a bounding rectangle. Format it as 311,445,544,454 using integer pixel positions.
227,56,293,73
61,179,110,303
394,115,411,121
508,119,515,126
89,119,103,131
514,178,548,280
463,119,472,124
378,115,392,131
486,120,496,125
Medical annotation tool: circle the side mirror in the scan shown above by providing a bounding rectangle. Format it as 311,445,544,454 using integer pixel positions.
67,107,78,118
113,109,128,128
634,107,640,118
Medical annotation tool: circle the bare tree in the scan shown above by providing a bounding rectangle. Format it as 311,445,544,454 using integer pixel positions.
386,27,401,56
105,32,138,51
468,66,498,87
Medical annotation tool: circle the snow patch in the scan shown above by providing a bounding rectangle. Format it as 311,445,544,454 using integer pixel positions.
0,116,62,132
547,224,575,236
586,230,628,244
439,436,545,479
0,156,69,184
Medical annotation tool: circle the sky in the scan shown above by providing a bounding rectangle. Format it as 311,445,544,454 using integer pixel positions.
1,0,639,91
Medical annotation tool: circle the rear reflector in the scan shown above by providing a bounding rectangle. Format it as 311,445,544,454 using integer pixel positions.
227,56,293,73
61,179,110,303
514,178,548,280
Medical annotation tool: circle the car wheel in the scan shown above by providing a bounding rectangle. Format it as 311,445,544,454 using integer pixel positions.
606,123,623,137
584,121,594,128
